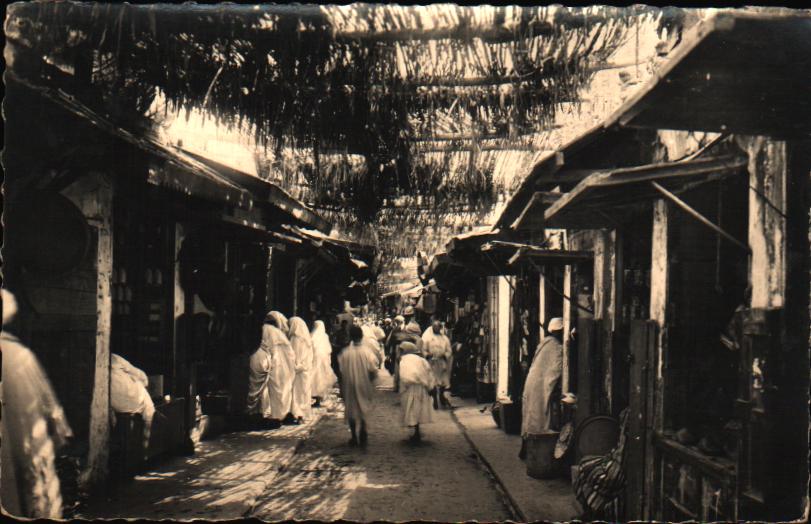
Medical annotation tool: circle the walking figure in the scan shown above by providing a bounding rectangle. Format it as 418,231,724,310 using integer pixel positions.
338,325,379,446
398,341,435,444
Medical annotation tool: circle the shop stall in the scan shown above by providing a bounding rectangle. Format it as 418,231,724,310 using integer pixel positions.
2,67,334,495
493,11,810,521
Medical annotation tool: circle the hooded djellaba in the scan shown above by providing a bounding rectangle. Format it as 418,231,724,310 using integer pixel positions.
246,326,274,427
309,320,338,405
289,316,315,423
361,323,385,369
398,341,435,443
263,311,296,422
1,289,73,519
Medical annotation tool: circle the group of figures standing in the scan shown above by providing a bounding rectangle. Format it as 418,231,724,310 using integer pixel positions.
245,312,337,428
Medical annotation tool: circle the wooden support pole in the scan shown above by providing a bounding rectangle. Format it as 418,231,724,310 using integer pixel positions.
562,264,573,395
538,273,547,339
746,137,786,309
647,198,670,520
172,223,186,401
496,276,512,401
81,174,113,489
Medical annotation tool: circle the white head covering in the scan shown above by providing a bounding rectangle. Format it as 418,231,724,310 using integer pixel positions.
2,289,18,325
548,317,564,332
266,310,290,334
312,320,327,336
399,341,420,356
288,316,311,340
405,321,422,336
311,320,331,355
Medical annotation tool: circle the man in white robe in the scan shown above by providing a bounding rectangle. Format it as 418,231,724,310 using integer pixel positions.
289,317,314,423
520,317,564,459
421,320,453,409
338,325,379,446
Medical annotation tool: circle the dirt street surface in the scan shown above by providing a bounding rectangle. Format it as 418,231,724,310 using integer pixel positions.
250,371,514,522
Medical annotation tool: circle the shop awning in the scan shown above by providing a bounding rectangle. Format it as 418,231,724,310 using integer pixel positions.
614,11,811,138
7,72,255,210
445,228,517,276
494,125,655,231
426,252,478,293
481,241,593,267
7,72,336,237
478,241,592,275
183,151,331,233
544,154,748,229
446,228,504,254
282,225,377,263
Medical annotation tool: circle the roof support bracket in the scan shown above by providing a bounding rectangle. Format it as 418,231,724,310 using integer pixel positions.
650,180,751,254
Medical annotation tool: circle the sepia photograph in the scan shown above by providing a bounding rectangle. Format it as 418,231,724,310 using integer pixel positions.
1,2,809,522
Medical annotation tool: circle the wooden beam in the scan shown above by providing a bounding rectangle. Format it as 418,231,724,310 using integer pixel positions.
650,181,751,253
544,154,748,223
414,145,539,153
411,127,560,142
362,62,639,88
510,191,562,230
595,155,747,187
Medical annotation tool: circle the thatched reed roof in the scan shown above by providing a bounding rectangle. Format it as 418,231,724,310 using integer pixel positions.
5,2,689,290
5,2,672,220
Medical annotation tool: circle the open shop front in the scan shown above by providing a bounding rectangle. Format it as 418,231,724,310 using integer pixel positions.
426,253,484,399
272,226,378,324
545,126,810,520
598,11,810,521
445,230,515,404
478,240,593,436
1,71,315,495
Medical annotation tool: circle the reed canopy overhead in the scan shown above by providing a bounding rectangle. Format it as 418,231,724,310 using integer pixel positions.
5,2,686,263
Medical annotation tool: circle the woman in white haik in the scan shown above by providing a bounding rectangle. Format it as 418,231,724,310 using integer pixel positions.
309,320,338,407
264,311,296,423
398,341,435,444
288,317,315,423
246,329,276,429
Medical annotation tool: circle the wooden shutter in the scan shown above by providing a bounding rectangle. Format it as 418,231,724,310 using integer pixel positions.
626,319,658,520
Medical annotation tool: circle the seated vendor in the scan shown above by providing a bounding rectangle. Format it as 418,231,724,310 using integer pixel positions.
111,353,156,456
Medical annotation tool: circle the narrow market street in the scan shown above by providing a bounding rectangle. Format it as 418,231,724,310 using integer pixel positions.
80,371,516,522
4,4,810,523
251,371,513,522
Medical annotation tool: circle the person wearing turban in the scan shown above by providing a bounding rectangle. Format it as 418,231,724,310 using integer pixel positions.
520,317,564,459
392,321,423,394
